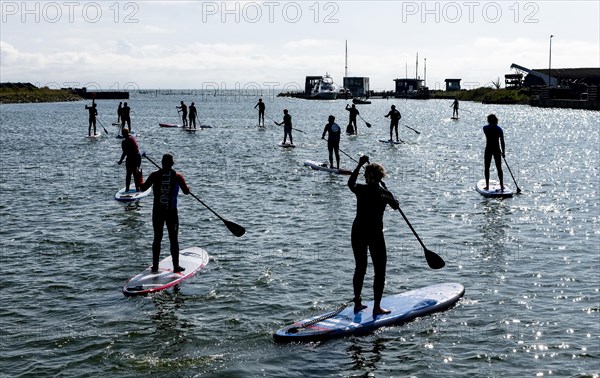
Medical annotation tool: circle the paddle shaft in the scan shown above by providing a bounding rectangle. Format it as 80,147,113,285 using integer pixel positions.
503,156,522,193
358,114,372,128
401,124,421,134
95,116,109,134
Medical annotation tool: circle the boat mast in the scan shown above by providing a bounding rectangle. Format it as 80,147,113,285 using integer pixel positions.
424,57,427,87
345,40,348,78
416,52,418,79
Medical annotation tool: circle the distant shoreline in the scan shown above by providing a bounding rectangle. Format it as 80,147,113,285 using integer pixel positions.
0,88,84,104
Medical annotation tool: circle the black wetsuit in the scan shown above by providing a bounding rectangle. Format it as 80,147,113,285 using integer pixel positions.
346,106,360,134
483,123,505,186
189,105,197,128
119,135,141,190
255,101,265,126
121,105,131,131
322,122,341,168
140,169,189,271
348,170,399,306
282,113,292,144
385,109,401,141
85,104,97,134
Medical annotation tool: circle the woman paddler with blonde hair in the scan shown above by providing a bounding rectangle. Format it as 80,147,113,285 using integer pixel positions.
348,155,400,315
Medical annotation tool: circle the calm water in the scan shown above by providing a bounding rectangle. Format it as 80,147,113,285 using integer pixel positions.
0,92,598,377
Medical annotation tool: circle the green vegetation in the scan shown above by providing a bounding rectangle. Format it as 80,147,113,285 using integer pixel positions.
0,87,83,104
430,87,531,104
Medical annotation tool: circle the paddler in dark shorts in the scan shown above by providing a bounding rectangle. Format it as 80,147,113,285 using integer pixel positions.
177,101,188,127
275,109,293,145
384,105,401,142
321,115,341,169
348,155,399,315
483,114,505,191
117,128,142,191
140,154,190,273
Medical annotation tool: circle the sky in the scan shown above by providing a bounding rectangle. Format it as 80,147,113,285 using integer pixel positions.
1,1,598,91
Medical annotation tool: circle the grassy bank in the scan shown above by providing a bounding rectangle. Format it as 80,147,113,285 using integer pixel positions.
430,87,531,104
0,87,83,104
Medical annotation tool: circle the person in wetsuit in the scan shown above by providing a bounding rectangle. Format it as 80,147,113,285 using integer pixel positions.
275,109,293,145
140,154,190,273
483,114,505,191
121,102,131,132
254,98,266,127
188,102,197,129
117,102,122,123
348,155,399,315
345,104,360,134
85,100,98,136
117,128,142,192
384,105,401,142
451,98,459,118
177,101,188,127
321,115,341,169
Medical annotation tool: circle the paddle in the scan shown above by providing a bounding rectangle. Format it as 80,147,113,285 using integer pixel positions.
142,153,246,237
287,299,354,334
272,118,305,133
378,181,445,270
358,114,372,128
503,156,522,194
95,116,109,135
402,124,421,134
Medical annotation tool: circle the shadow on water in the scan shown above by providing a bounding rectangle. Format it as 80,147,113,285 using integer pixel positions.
347,337,386,376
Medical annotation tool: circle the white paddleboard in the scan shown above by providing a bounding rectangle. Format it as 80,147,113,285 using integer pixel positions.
274,282,465,342
304,160,352,175
114,183,151,201
475,179,513,198
379,139,402,145
122,247,209,296
86,133,101,139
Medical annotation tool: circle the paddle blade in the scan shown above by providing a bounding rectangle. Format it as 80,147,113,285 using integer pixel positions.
224,219,246,237
424,248,445,269
366,122,372,128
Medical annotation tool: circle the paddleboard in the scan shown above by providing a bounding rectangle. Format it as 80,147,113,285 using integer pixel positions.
114,183,151,201
122,247,209,296
379,139,402,145
112,122,121,126
304,160,352,175
279,143,296,148
475,179,513,198
451,117,459,120
274,282,464,342
86,133,101,139
159,123,184,128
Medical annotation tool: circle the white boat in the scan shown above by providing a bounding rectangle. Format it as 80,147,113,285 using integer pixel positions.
310,74,338,100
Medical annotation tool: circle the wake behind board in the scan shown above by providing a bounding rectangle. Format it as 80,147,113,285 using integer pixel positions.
379,139,402,145
476,179,513,198
122,247,209,296
274,282,464,342
279,142,296,148
114,184,151,201
304,160,352,175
